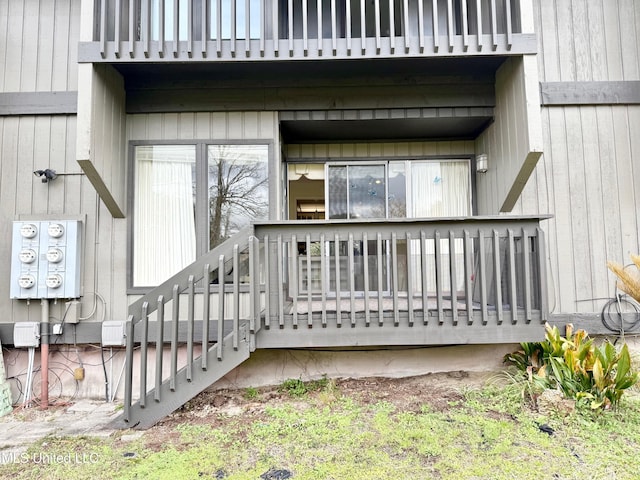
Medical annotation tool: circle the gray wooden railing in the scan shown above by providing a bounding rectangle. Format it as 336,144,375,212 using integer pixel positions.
82,0,535,62
121,215,548,428
253,216,548,335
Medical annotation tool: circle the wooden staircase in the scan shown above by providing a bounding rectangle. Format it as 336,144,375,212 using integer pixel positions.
112,226,259,430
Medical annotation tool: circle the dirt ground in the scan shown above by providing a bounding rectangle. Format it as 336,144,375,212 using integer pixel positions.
146,371,493,448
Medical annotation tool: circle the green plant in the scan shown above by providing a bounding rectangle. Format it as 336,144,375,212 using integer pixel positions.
244,387,259,400
504,323,639,410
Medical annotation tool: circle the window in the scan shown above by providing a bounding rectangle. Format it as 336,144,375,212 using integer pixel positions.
132,142,269,288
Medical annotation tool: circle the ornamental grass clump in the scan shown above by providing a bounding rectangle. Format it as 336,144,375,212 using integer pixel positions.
607,254,640,303
504,323,638,410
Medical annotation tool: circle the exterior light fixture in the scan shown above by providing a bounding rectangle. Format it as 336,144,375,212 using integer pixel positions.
476,154,488,174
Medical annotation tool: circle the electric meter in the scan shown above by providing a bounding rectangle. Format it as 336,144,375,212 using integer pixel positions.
18,274,36,289
20,224,38,238
46,248,64,263
45,274,63,289
47,223,64,238
19,249,37,264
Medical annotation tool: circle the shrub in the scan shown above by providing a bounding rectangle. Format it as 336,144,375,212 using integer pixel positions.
504,323,638,410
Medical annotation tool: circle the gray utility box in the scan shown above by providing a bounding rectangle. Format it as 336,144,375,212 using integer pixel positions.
13,322,41,348
10,220,82,300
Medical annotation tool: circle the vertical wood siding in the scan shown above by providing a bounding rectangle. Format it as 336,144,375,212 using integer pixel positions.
535,0,640,82
512,104,640,315
0,115,128,327
0,0,80,93
474,55,543,214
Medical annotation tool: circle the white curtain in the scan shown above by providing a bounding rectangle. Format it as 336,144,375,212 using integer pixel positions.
410,161,470,294
133,146,197,286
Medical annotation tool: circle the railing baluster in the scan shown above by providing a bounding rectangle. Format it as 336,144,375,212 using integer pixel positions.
187,0,193,57
288,0,294,56
435,231,443,324
420,230,428,325
507,229,518,325
360,0,366,54
363,232,370,326
114,0,122,58
346,0,352,55
461,0,468,51
464,230,473,325
231,0,237,57
476,0,483,51
493,230,503,324
537,228,548,322
302,0,308,55
406,232,414,327
202,264,210,370
432,0,439,52
260,0,265,56
348,233,356,327
490,0,497,50
377,233,383,326
403,0,410,53
331,0,337,55
143,0,151,57
186,275,195,381
446,0,454,51
173,0,179,57
389,0,395,54
128,0,136,57
154,296,164,402
418,0,424,53
264,236,271,328
335,233,342,327
273,0,279,56
249,238,257,333
306,234,313,327
246,0,251,57
292,234,299,328
202,0,208,57
522,228,532,323
392,232,399,326
123,315,135,422
217,0,222,57
320,233,327,327
158,0,165,57
218,255,225,360
317,0,323,56
478,230,488,325
277,235,285,327
449,231,458,326
139,302,149,408
374,0,381,53
170,285,179,391
506,0,512,49
99,0,107,58
233,245,240,349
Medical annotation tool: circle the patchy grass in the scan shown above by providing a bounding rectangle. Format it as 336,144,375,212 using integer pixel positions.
1,376,639,480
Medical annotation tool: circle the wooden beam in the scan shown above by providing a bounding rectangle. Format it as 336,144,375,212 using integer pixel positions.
540,81,640,106
0,92,77,115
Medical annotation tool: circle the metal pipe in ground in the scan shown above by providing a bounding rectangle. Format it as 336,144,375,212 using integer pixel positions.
40,299,49,410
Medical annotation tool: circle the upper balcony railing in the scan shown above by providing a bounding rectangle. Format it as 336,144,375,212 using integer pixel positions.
79,0,537,63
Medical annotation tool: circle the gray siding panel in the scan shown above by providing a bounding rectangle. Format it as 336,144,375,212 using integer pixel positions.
0,92,78,115
540,81,640,105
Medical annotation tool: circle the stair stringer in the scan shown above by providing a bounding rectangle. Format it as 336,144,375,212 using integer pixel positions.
112,325,252,430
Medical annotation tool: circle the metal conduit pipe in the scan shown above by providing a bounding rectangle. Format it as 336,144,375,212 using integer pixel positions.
40,298,50,410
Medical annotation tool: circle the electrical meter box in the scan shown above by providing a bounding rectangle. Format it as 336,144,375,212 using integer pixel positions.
10,220,82,299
